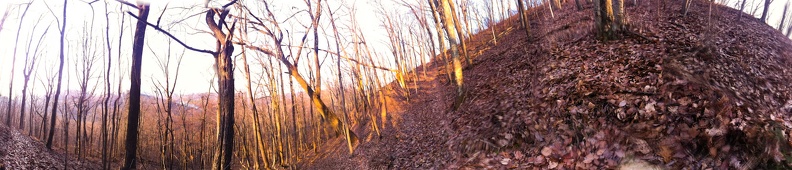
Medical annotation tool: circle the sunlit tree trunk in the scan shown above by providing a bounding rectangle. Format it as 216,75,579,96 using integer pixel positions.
438,0,465,105
594,0,615,40
206,9,237,170
427,0,453,83
614,0,626,31
552,0,562,10
448,0,471,65
238,15,271,168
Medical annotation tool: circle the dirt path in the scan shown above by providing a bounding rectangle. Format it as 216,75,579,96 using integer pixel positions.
300,60,460,169
0,125,99,169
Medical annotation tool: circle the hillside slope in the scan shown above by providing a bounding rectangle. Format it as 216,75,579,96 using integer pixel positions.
0,125,99,169
301,1,792,169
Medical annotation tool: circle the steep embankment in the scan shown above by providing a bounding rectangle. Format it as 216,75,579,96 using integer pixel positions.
302,1,792,169
0,125,100,169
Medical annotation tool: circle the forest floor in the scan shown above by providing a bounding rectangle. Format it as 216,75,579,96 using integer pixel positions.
0,125,100,169
301,0,792,169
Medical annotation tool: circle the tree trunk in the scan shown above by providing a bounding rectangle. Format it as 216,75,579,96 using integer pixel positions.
683,0,692,16
739,0,747,20
20,14,43,132
614,0,626,31
760,0,772,23
239,21,271,169
594,0,615,40
439,0,465,104
779,2,790,32
517,0,530,35
448,0,471,65
46,0,67,150
121,3,149,170
205,8,236,170
250,1,359,155
327,4,354,155
552,0,562,10
100,1,114,168
7,2,31,127
427,0,453,83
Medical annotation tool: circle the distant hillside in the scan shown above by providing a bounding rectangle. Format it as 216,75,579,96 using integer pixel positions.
302,0,792,169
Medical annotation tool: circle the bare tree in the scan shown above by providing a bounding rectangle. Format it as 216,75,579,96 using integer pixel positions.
20,12,49,131
150,40,184,170
436,0,465,106
45,0,67,150
244,0,360,155
37,62,56,139
122,2,150,169
237,19,270,168
517,0,530,35
6,1,32,127
760,0,773,23
0,5,11,33
100,1,114,168
74,18,100,161
779,1,790,32
739,0,748,20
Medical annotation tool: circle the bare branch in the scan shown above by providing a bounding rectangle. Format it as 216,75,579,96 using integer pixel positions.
113,0,139,9
127,11,215,55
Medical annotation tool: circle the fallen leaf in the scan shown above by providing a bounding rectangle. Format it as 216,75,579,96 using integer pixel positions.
548,161,558,169
659,145,673,163
541,146,553,156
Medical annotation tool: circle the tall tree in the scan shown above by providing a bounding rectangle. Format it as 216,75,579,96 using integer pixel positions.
46,0,67,150
20,10,48,131
101,1,113,169
447,0,471,64
437,0,465,105
204,5,238,169
760,0,773,23
238,15,270,168
779,1,790,32
245,0,359,155
739,0,748,20
6,1,32,127
122,2,150,169
150,41,183,170
517,0,530,35
122,1,240,168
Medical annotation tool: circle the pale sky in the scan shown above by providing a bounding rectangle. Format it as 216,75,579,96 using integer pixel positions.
0,0,788,99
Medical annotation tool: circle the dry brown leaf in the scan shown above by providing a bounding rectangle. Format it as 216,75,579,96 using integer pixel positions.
659,145,673,163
